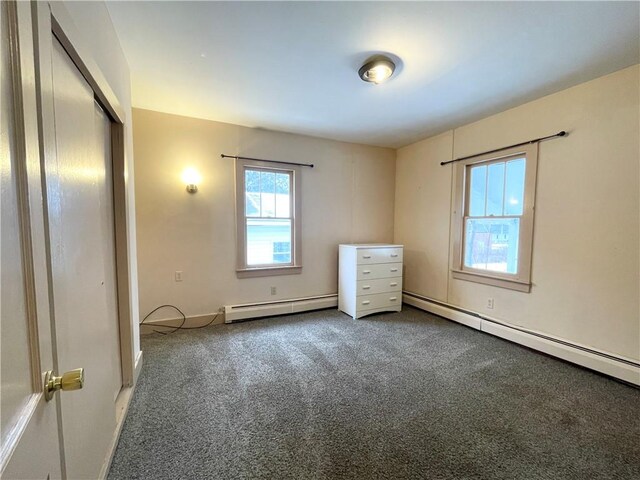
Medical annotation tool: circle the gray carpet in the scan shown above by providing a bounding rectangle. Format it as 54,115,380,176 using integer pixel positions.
108,307,640,480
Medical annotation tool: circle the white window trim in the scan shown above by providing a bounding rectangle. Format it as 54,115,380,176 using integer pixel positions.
450,143,538,292
235,158,302,278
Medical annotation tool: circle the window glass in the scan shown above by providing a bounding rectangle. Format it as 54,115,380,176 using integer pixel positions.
272,241,291,264
505,158,526,216
245,170,260,217
486,162,505,216
260,171,276,217
246,218,291,266
469,165,486,217
464,218,520,274
275,173,290,218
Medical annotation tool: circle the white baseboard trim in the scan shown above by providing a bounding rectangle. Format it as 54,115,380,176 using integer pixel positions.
403,292,640,386
403,294,481,330
225,294,338,323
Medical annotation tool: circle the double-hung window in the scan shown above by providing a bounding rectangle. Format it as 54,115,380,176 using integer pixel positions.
235,158,301,277
451,143,538,292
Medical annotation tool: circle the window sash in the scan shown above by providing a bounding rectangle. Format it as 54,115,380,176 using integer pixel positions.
243,167,294,267
243,167,293,220
461,216,522,278
244,218,294,268
463,157,525,278
463,153,526,219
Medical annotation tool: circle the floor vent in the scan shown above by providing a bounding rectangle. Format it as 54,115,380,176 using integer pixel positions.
224,294,338,323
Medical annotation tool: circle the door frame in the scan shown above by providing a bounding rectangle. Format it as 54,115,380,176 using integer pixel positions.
33,1,136,388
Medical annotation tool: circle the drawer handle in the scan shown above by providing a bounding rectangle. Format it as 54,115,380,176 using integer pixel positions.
362,285,371,290
390,253,398,257
390,297,397,301
390,282,398,287
390,268,398,272
362,255,371,259
363,270,371,274
362,300,371,305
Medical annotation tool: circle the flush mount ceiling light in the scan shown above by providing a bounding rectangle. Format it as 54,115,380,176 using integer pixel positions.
358,56,396,85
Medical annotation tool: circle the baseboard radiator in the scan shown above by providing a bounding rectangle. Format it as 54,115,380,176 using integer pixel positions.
403,291,640,386
224,294,338,323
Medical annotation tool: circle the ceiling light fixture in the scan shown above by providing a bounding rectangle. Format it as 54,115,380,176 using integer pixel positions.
358,56,396,85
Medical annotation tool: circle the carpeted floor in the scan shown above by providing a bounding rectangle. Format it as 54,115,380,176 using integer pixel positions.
108,307,640,480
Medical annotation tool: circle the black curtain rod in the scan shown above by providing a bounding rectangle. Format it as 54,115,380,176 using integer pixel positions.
440,131,567,166
221,154,314,168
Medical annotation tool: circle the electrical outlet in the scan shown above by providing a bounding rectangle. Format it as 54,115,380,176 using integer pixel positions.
270,286,277,296
487,298,494,309
175,271,183,282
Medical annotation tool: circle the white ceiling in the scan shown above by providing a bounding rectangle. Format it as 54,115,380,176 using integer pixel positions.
106,1,639,148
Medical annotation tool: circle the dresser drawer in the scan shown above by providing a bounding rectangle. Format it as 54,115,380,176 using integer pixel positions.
357,247,403,265
356,292,401,311
356,278,401,296
356,262,402,280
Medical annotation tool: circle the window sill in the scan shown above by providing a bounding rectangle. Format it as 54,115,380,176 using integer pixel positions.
451,269,531,293
236,265,302,279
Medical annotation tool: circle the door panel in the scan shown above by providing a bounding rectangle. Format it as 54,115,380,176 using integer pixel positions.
0,0,33,439
95,102,123,403
1,2,61,478
48,37,122,478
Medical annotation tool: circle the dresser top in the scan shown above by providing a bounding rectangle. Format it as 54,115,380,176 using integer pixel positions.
339,243,403,249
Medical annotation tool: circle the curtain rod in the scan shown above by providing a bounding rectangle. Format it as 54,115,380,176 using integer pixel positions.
440,131,567,166
221,154,314,168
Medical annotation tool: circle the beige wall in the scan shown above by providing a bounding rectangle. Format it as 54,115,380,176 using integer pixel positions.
395,65,640,361
133,109,396,323
64,2,141,356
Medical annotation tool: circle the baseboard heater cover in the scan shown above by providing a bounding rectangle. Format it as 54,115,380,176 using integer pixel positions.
403,291,640,386
224,294,338,323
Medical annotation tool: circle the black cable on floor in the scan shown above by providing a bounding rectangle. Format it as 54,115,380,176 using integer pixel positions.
139,304,219,335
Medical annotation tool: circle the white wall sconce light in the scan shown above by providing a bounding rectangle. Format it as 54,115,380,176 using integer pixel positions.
181,167,201,194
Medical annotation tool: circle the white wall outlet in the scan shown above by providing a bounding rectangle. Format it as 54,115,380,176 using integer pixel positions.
487,298,494,309
270,286,277,295
175,271,183,282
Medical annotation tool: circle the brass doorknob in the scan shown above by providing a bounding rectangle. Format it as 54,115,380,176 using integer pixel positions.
44,368,84,402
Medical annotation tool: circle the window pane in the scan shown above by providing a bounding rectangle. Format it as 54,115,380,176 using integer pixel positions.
245,194,260,217
468,165,486,217
275,173,290,218
245,170,260,217
260,171,276,217
486,162,505,216
505,158,525,215
246,218,292,265
245,170,260,192
464,218,520,274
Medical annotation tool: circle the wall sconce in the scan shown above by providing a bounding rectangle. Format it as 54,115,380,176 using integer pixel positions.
181,168,201,194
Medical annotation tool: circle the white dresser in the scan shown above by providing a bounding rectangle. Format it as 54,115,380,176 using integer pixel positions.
338,244,403,319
